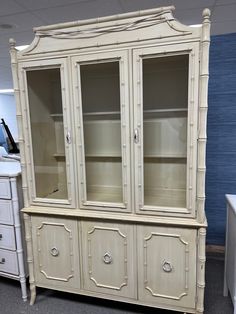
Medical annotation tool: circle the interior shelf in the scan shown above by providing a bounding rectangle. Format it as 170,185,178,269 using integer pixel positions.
144,155,187,159
83,108,187,117
53,153,66,159
144,192,186,208
86,191,123,203
85,154,121,158
50,113,63,118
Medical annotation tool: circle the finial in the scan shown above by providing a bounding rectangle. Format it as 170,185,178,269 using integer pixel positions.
202,8,211,20
9,38,16,49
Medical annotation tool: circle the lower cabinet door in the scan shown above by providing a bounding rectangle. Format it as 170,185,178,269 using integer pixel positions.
81,221,136,299
31,216,80,290
137,225,197,309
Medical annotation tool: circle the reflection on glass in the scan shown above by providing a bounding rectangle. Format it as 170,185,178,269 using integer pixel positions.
80,62,123,204
26,68,68,200
143,55,189,208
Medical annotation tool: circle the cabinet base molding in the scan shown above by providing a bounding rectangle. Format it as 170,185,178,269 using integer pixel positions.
34,284,201,314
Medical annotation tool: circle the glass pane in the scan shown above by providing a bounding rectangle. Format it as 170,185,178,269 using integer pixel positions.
80,62,123,204
26,68,68,200
143,55,188,208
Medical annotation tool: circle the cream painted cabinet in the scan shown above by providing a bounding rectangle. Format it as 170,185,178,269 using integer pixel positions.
10,5,210,314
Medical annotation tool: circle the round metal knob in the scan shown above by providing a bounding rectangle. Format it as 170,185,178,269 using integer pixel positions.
162,260,172,273
103,252,112,264
50,247,59,257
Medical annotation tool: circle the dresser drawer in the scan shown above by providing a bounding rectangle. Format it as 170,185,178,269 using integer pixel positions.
0,200,14,225
0,249,19,275
0,225,16,250
0,178,11,199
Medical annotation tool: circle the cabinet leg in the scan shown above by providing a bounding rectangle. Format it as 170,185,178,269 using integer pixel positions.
223,272,228,297
29,284,36,305
223,280,228,297
20,277,27,301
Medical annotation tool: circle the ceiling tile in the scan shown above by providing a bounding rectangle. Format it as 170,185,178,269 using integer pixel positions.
0,0,26,16
120,0,214,13
216,0,236,4
212,3,236,22
33,0,123,24
14,0,86,11
165,0,215,10
119,0,168,12
0,12,46,32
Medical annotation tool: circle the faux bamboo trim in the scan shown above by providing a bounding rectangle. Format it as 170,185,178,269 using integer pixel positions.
197,9,211,224
9,38,29,208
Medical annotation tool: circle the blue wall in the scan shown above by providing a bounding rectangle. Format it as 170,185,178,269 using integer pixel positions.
206,33,236,245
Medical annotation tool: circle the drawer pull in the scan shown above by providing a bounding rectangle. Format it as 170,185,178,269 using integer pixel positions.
0,234,2,240
103,252,112,264
0,258,5,264
50,247,59,257
162,260,172,273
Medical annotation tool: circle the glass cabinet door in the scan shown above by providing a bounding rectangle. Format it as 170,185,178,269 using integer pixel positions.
72,51,131,211
20,59,74,206
133,44,199,215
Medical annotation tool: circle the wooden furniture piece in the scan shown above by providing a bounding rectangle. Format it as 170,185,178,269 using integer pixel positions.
10,6,210,313
0,161,27,301
224,195,236,314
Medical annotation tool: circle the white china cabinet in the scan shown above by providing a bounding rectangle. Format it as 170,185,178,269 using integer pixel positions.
10,6,210,313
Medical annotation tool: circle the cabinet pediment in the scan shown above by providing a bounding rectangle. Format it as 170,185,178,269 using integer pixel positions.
16,6,198,58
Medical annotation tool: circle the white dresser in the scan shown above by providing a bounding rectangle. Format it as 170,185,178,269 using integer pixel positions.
0,162,27,301
224,194,236,314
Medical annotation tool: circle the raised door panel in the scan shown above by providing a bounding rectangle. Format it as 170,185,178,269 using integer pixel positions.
137,225,196,309
31,216,80,290
0,179,11,199
81,221,136,299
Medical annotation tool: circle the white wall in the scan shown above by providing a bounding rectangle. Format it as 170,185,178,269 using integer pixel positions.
0,94,18,141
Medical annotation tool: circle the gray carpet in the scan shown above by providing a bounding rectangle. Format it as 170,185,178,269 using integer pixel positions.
0,257,233,313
